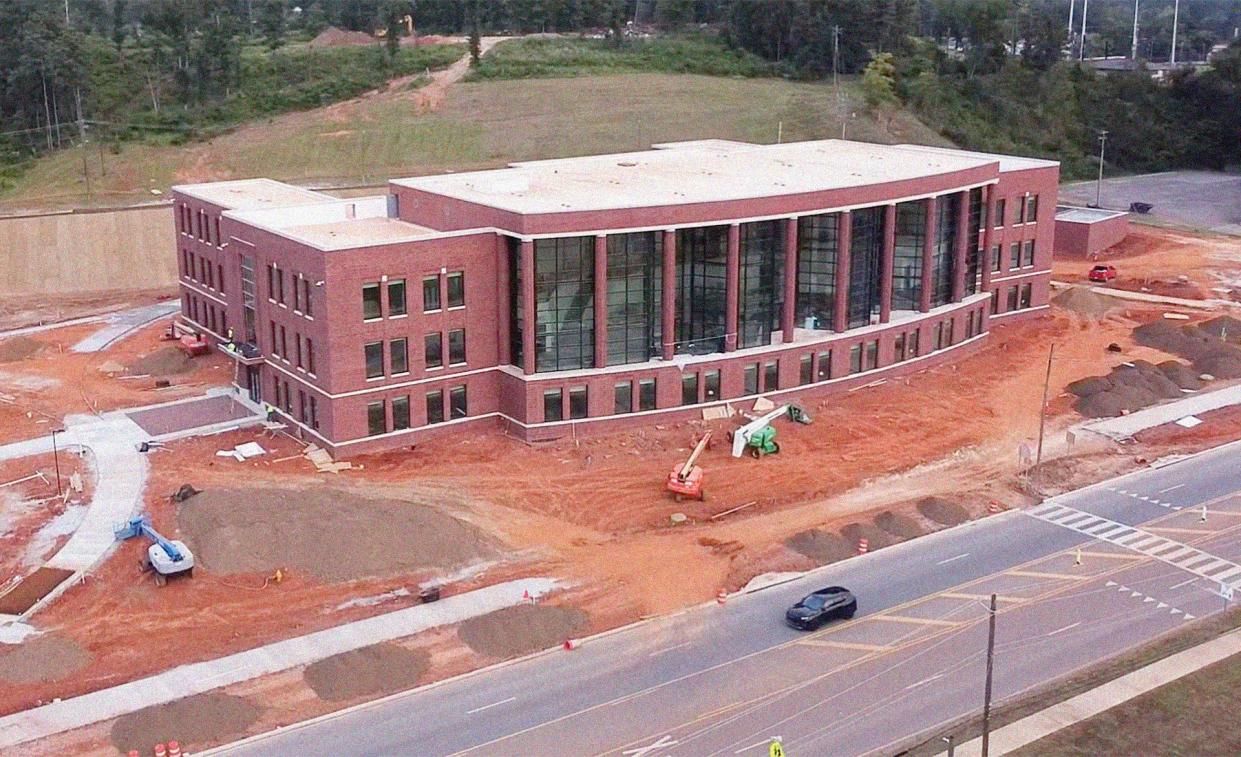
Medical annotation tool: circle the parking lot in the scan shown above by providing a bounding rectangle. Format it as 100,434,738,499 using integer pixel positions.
1061,170,1241,236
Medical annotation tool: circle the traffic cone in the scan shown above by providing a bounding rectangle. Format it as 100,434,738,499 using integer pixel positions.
717,589,728,604
988,500,1002,514
563,638,578,650
522,589,534,604
167,742,182,757
857,538,869,555
153,744,167,757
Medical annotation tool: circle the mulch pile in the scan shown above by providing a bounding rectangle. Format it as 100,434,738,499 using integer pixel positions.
1070,359,1196,418
0,336,41,363
915,497,969,526
785,529,854,564
1051,287,1117,317
457,604,589,659
1133,318,1241,379
0,634,90,684
874,510,925,539
303,643,429,702
110,692,261,755
127,347,195,376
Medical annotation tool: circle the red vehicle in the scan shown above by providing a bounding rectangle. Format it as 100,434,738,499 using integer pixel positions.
1088,264,1117,283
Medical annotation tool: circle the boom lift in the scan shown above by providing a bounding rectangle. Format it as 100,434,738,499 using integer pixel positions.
114,516,195,586
666,432,712,502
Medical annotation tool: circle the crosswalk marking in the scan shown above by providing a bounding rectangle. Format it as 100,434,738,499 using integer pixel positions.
869,615,960,628
799,640,890,652
1007,570,1091,581
1027,502,1241,586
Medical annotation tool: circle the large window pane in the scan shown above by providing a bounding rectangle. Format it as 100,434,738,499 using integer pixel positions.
614,381,632,414
606,232,662,366
744,363,759,395
364,341,384,379
448,329,466,365
367,401,385,436
892,200,926,312
738,220,784,349
568,386,588,420
425,333,443,369
392,396,410,430
543,388,563,422
388,279,407,316
848,207,884,328
796,213,837,330
930,194,959,308
681,374,698,406
447,272,465,308
638,378,656,411
390,338,408,374
426,390,444,424
509,239,522,368
535,237,595,372
450,386,467,419
423,276,440,311
704,370,720,401
362,283,381,320
764,360,779,391
675,226,728,354
966,188,982,295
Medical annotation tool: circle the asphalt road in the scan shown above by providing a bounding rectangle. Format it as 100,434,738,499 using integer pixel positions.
1060,171,1241,236
217,441,1241,757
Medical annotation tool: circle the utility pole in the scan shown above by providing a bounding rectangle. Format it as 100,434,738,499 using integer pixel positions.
1034,343,1054,492
1094,130,1108,208
64,0,70,24
76,87,90,203
1170,0,1180,65
51,428,65,497
1131,0,1140,60
1079,0,1090,60
981,593,998,757
832,25,845,139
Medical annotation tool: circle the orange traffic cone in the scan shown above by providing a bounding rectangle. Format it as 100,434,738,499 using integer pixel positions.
167,742,182,757
717,589,728,604
857,538,869,555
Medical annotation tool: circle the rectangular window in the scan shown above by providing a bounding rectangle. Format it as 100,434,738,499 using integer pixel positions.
363,283,381,320
268,264,275,298
283,381,292,413
364,341,384,379
279,325,287,359
738,220,785,349
864,340,879,371
295,333,303,368
292,274,300,311
306,338,315,374
991,245,1002,273
1017,196,1027,223
450,385,468,419
218,264,225,294
909,329,920,357
276,267,285,304
1026,194,1039,223
392,396,410,431
849,344,863,374
995,198,1006,227
1007,285,1020,312
892,200,928,312
309,396,318,429
425,333,443,369
270,321,278,356
606,232,662,365
800,354,813,385
367,401,386,436
796,213,838,330
681,374,699,406
763,360,779,391
946,319,955,346
816,350,833,381
675,226,728,354
426,390,445,425
894,333,907,362
1022,240,1035,267
568,386,588,420
1009,243,1021,270
1020,283,1033,309
302,278,312,316
543,389,563,422
704,370,721,401
390,338,408,375
934,321,945,351
638,379,657,411
743,363,759,395
614,381,633,414
448,329,466,365
447,272,465,308
991,290,1000,315
535,237,595,371
423,276,441,312
388,279,407,317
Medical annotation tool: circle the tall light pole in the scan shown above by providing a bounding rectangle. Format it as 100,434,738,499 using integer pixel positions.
1131,0,1140,60
981,593,998,757
1094,130,1108,208
1079,0,1090,60
1170,0,1181,65
50,428,65,497
1034,344,1055,494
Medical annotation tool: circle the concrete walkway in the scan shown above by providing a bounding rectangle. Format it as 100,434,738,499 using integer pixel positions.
70,301,179,353
954,627,1241,755
1082,382,1241,440
0,577,557,749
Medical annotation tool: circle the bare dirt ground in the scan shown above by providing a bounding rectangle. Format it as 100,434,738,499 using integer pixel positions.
1054,225,1241,300
0,452,91,589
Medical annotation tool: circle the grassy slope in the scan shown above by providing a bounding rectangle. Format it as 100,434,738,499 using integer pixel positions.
0,73,948,211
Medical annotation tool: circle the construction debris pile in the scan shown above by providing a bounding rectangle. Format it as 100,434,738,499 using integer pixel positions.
1070,359,1203,418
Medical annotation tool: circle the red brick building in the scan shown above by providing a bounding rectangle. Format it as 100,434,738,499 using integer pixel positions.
172,139,1058,455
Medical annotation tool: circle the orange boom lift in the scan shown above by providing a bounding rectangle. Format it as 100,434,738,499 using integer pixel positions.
666,431,712,502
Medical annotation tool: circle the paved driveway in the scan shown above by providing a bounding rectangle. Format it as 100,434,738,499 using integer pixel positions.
1061,171,1241,235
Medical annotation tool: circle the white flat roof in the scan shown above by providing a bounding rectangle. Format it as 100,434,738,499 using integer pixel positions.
894,144,1060,173
391,139,1008,215
173,178,335,210
1056,205,1129,224
225,196,438,251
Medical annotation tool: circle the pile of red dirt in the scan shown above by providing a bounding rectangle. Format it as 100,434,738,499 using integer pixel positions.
309,26,378,47
1070,359,1192,418
457,604,589,659
0,336,41,363
126,347,195,376
303,643,429,702
110,692,261,754
1051,288,1117,317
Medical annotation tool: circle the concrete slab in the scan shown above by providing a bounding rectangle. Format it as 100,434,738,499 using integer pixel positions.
70,302,179,353
1083,383,1241,440
127,394,255,436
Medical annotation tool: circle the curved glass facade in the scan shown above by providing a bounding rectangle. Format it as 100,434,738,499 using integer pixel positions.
738,220,785,349
606,231,663,366
795,213,838,331
534,236,595,372
675,226,729,355
930,194,959,308
847,207,884,329
892,200,927,312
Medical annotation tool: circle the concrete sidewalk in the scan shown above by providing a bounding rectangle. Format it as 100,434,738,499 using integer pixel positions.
1082,383,1241,440
0,577,557,749
70,302,179,353
954,628,1241,755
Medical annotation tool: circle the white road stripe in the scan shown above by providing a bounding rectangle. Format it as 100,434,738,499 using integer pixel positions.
936,553,970,565
904,672,946,691
467,696,517,714
1048,621,1081,636
649,642,692,658
1158,484,1186,494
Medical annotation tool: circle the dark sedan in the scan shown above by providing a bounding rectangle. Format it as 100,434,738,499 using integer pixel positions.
785,586,858,630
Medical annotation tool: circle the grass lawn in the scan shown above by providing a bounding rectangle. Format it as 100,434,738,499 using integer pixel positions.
466,35,774,80
0,73,948,211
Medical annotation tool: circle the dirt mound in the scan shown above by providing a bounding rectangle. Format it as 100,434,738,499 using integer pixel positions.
1067,376,1113,398
916,497,969,526
309,26,378,47
874,511,925,539
457,604,589,659
1158,360,1203,389
1073,359,1189,418
127,347,195,376
785,529,853,564
840,522,897,551
0,634,90,684
1196,316,1241,342
178,487,493,581
0,336,41,363
303,643,429,702
110,692,261,755
1051,287,1116,316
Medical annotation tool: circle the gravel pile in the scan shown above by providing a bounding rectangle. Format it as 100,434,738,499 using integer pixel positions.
1133,320,1241,378
303,643,429,702
1071,359,1193,418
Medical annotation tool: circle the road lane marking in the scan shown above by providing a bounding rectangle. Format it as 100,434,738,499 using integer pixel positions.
1147,526,1215,536
797,640,890,652
467,697,516,714
870,615,960,628
903,672,946,691
941,592,1029,603
1007,570,1091,581
1079,551,1144,561
1048,621,1081,636
622,735,678,756
648,642,691,658
936,552,970,565
733,736,781,754
1158,484,1185,494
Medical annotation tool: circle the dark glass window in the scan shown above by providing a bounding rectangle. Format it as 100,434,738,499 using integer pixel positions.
991,245,1002,272
704,370,720,401
1026,195,1039,222
817,350,832,381
568,386,588,420
894,333,906,362
364,341,383,379
995,198,1006,227
848,207,884,328
681,374,698,406
448,329,466,365
390,338,408,374
367,401,386,436
426,390,445,425
543,389,563,422
423,276,441,312
1010,243,1021,269
1020,283,1033,309
362,283,381,320
392,396,410,431
302,278,312,316
796,213,838,330
607,232,662,365
946,319,956,345
738,220,785,349
909,329,920,356
1007,285,1020,311
535,236,595,372
800,354,813,385
992,289,1000,314
1022,241,1035,267
388,279,407,316
744,363,759,395
930,194,959,308
638,378,656,411
933,321,945,351
509,239,522,368
425,333,443,369
865,340,879,371
892,200,927,312
447,272,465,308
675,226,728,354
763,360,779,391
614,381,632,414
849,344,863,373
966,188,983,295
450,386,468,419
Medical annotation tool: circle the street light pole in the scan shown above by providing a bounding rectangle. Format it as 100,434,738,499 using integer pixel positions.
981,593,998,757
50,428,65,497
1170,0,1180,65
1094,130,1108,208
1131,0,1140,60
1034,344,1055,494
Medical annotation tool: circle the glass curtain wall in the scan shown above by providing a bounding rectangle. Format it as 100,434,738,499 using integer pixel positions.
675,226,728,354
534,236,595,372
930,194,960,308
966,188,983,295
606,232,662,365
738,220,785,349
847,207,884,329
508,238,522,368
892,200,927,312
796,213,837,331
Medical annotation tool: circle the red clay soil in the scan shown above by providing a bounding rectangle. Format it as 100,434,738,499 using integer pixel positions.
0,451,92,587
1053,226,1237,299
0,289,174,333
